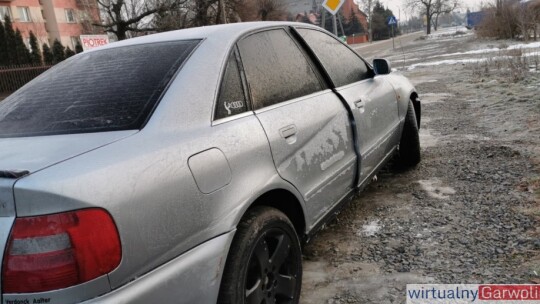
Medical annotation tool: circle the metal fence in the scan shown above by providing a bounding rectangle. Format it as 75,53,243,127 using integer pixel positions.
0,65,52,94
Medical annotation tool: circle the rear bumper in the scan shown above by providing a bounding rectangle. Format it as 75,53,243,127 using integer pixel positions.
83,230,235,304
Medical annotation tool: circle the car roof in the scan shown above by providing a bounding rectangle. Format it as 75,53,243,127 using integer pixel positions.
91,22,322,52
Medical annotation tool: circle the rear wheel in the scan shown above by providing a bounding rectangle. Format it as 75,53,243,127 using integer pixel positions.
396,100,421,168
218,207,302,304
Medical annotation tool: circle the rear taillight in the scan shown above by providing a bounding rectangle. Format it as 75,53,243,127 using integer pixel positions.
2,208,121,293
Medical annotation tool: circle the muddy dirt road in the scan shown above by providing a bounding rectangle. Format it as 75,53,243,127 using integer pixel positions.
300,28,540,303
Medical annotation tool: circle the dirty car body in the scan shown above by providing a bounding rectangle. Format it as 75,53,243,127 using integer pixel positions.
0,22,419,303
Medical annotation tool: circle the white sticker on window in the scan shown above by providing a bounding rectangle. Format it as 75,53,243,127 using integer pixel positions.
224,100,244,115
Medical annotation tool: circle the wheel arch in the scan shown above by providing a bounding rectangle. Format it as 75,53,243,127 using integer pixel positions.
410,91,421,128
246,188,307,239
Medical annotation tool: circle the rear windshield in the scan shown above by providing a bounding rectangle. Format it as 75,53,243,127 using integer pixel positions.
0,40,199,138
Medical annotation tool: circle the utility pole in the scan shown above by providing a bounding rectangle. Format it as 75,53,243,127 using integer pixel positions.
333,14,338,36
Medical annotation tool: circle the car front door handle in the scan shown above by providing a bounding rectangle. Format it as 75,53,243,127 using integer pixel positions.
354,99,364,109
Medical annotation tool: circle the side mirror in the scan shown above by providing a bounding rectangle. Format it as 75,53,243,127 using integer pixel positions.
373,59,392,75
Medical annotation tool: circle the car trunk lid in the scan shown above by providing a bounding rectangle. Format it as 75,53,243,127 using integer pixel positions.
0,130,137,175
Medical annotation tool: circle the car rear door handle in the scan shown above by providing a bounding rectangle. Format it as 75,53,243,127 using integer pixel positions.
279,125,297,144
354,99,364,108
280,125,297,138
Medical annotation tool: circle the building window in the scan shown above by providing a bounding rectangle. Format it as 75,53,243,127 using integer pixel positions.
0,6,11,22
17,7,31,22
70,36,80,49
65,9,76,23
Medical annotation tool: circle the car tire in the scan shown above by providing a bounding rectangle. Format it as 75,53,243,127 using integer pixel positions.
396,100,421,168
218,206,302,304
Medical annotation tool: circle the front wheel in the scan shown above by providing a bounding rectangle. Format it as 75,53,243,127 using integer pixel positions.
218,206,302,304
396,100,421,168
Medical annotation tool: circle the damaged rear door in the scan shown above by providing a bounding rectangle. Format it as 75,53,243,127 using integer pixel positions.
237,28,357,225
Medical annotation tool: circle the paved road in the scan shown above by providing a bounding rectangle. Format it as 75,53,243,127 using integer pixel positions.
351,31,425,61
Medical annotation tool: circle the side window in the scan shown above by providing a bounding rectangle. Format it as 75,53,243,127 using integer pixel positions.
237,29,323,109
296,28,370,87
215,52,247,120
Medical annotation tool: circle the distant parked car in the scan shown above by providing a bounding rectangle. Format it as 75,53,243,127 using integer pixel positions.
0,22,420,304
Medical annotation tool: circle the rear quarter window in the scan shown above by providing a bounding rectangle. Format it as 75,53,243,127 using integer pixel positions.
0,40,199,138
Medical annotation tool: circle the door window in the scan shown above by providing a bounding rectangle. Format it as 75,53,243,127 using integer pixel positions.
237,29,323,109
296,28,370,87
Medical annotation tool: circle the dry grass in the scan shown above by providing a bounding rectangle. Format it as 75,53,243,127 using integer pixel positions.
472,48,540,82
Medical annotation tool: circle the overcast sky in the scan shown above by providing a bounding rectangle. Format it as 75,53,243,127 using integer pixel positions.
369,0,491,20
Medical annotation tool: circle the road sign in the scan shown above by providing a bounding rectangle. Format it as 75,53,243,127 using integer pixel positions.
322,0,345,16
386,16,398,49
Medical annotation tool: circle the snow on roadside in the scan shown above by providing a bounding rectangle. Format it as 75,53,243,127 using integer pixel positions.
426,41,540,60
407,58,487,70
407,51,540,70
426,26,472,40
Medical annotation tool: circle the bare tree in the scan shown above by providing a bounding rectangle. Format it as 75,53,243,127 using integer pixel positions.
496,0,503,15
96,0,286,39
477,0,520,39
405,0,434,34
516,0,540,41
406,0,457,34
432,0,458,31
533,1,540,40
95,0,187,40
359,0,373,42
254,0,286,21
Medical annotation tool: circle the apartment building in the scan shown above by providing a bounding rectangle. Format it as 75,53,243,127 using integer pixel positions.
0,0,102,49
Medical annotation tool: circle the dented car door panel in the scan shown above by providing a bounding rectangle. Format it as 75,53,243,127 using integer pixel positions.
338,77,400,183
255,91,357,225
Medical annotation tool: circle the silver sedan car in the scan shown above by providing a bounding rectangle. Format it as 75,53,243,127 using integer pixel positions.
0,22,420,304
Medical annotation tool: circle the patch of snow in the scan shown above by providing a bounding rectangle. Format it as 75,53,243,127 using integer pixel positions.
408,58,488,70
425,41,540,60
407,51,540,70
421,93,454,104
426,27,471,39
463,134,492,141
417,179,456,200
508,41,540,50
420,129,439,148
360,220,381,237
